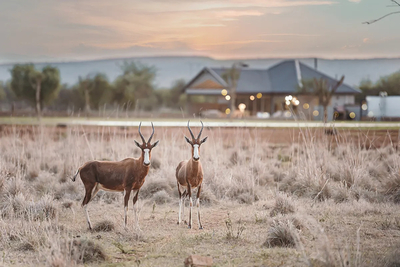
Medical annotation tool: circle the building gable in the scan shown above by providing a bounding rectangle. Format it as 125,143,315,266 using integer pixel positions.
184,67,227,95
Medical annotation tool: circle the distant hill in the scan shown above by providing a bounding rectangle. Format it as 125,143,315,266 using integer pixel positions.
0,56,399,88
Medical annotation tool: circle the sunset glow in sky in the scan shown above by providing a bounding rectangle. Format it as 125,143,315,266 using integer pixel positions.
0,0,399,63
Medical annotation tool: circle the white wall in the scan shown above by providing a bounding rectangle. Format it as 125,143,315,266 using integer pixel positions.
331,95,355,107
366,96,400,118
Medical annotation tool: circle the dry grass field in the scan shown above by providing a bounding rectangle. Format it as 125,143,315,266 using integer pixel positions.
0,124,399,266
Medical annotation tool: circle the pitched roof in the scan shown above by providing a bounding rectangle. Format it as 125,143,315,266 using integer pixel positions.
210,68,270,93
183,60,361,94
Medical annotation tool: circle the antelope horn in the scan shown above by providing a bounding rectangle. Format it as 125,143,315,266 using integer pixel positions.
148,122,155,143
138,122,146,144
187,120,195,140
197,120,204,139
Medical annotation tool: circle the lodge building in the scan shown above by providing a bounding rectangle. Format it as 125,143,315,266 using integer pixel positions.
182,60,361,120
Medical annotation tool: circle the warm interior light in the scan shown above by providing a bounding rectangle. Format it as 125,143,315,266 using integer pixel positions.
256,93,262,99
361,104,367,110
225,95,231,100
313,110,319,116
225,108,231,115
303,103,309,109
334,111,339,118
221,89,228,96
238,103,246,112
349,112,356,119
250,95,255,101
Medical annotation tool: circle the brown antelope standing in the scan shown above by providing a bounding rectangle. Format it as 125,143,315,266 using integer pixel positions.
176,121,208,229
72,122,159,230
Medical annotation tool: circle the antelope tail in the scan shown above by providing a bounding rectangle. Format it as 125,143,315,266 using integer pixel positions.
71,169,80,182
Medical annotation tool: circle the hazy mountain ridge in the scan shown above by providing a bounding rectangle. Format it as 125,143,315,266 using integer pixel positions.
0,56,399,88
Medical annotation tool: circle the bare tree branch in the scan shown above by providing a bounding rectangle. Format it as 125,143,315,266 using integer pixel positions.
363,1,400,24
363,11,400,24
392,0,400,7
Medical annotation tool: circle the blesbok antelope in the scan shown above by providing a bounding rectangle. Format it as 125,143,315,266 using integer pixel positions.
72,122,159,230
176,121,208,229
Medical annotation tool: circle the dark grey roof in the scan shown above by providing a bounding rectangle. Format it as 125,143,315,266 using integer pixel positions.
211,68,270,94
267,60,299,93
298,62,361,94
184,60,361,94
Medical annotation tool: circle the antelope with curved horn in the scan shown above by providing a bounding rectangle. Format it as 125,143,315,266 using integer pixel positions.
176,121,208,229
72,122,159,230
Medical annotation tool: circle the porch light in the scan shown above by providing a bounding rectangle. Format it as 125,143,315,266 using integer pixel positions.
221,89,228,96
303,103,309,109
285,100,290,106
256,93,262,99
293,98,300,106
225,108,231,115
238,103,246,112
361,104,367,110
250,95,255,101
349,112,356,119
285,95,293,101
313,110,319,116
334,111,339,118
225,95,231,101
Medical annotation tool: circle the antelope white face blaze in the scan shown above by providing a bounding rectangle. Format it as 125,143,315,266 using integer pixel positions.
143,149,150,165
193,144,199,160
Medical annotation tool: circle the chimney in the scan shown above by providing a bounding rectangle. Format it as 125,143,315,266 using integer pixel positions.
314,58,318,70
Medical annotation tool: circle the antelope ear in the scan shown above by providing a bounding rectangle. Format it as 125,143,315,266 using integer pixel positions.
152,140,159,148
184,136,192,145
134,140,141,148
201,136,208,144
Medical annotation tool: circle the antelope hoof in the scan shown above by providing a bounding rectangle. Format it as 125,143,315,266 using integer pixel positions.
177,221,180,225
184,220,188,225
188,225,192,229
199,226,203,230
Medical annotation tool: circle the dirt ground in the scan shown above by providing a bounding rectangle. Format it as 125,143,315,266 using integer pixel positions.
45,194,399,267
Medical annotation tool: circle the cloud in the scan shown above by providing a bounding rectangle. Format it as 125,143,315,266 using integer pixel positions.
348,0,361,2
2,0,400,62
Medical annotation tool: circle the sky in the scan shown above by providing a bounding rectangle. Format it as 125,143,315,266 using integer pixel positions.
0,0,399,63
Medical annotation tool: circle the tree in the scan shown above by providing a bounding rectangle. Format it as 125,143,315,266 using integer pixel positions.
363,0,400,24
0,82,5,101
50,84,85,112
76,73,111,116
221,62,248,118
112,61,156,110
169,79,186,107
299,76,344,123
373,71,400,95
10,64,60,120
357,71,400,101
356,78,374,103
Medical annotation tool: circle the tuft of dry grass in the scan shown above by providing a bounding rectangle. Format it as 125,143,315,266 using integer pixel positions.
270,193,296,217
383,245,400,267
264,218,297,248
92,220,115,232
152,190,172,204
71,238,107,263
